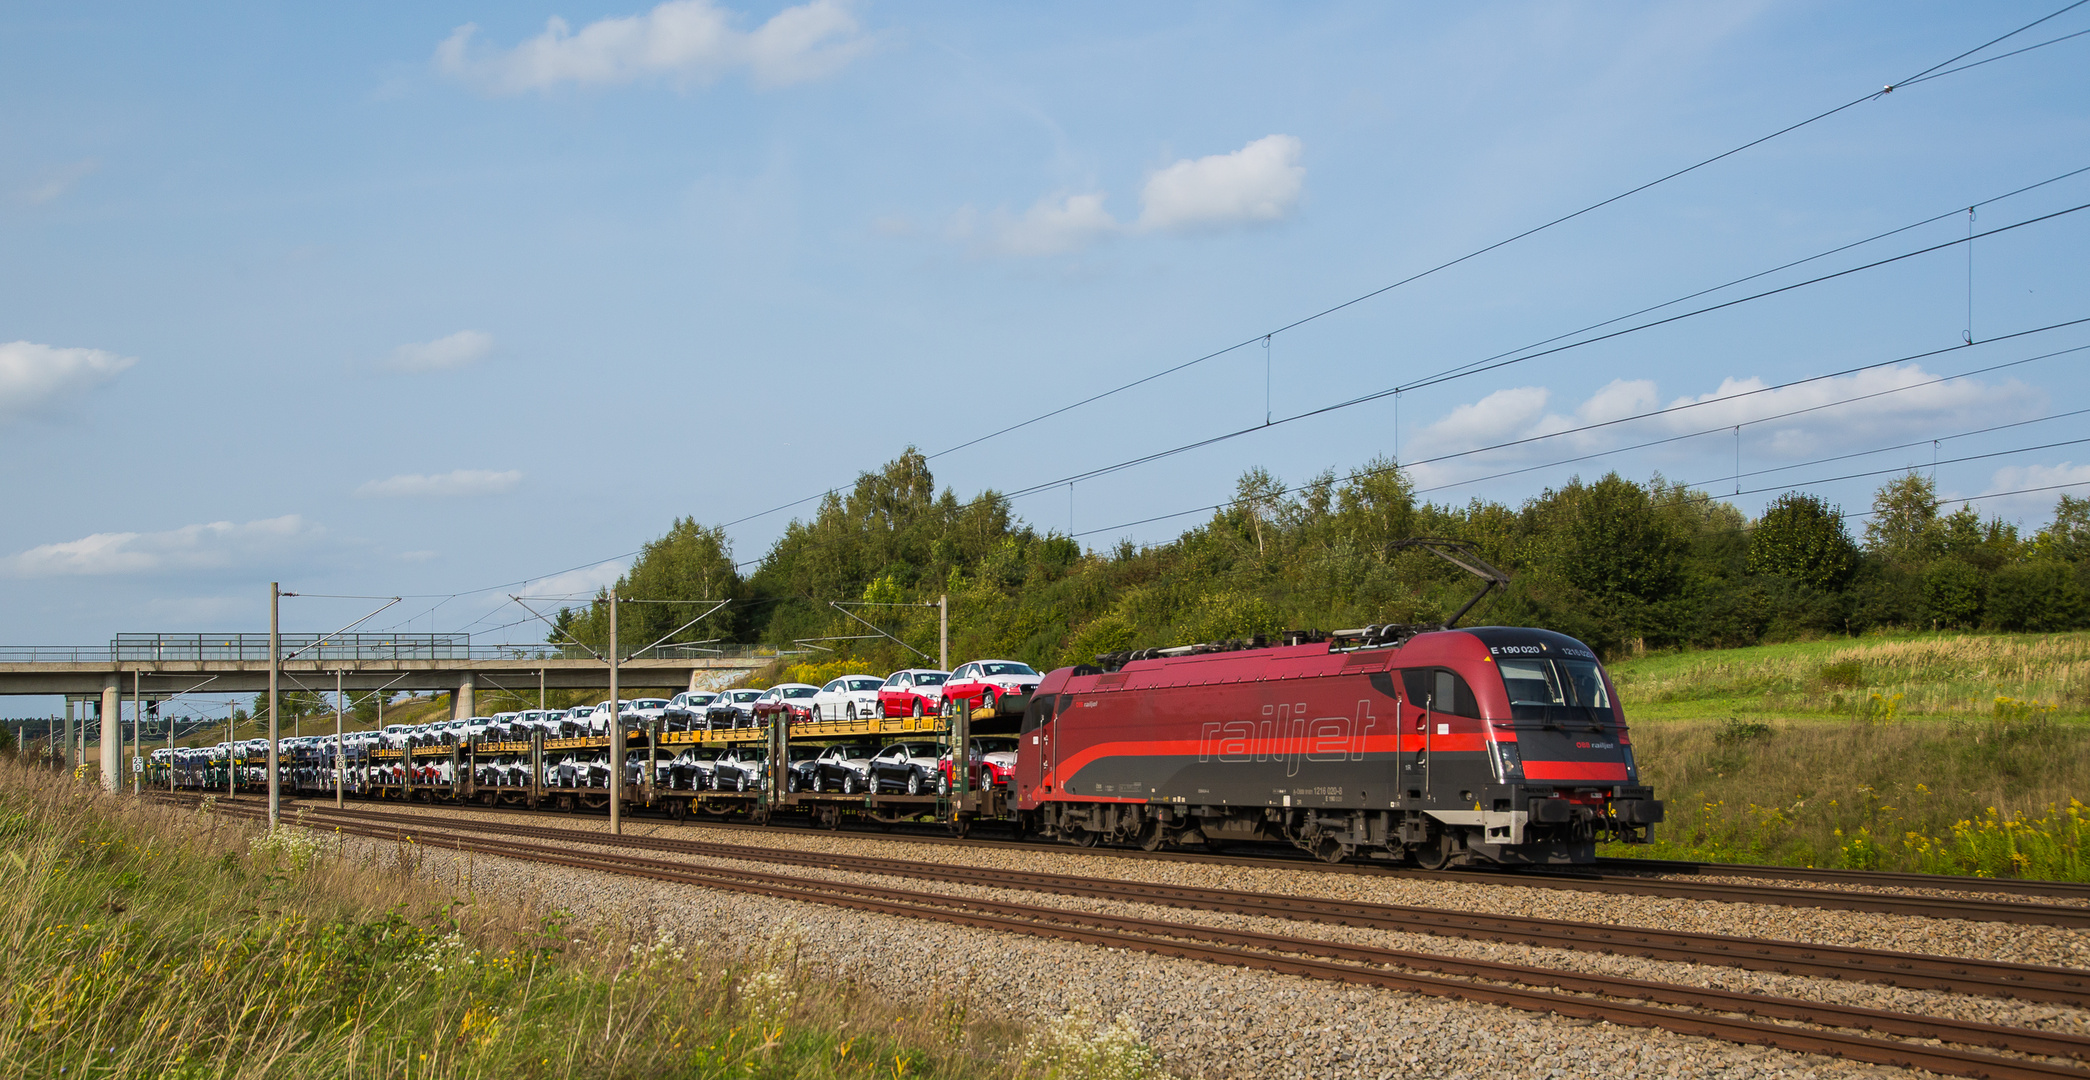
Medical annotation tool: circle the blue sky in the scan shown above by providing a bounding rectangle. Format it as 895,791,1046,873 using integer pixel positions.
3,1,2088,672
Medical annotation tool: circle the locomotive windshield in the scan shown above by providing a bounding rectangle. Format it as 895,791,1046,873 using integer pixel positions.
1497,657,1610,709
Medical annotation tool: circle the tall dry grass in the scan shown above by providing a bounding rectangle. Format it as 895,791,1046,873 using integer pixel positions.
0,761,1152,1080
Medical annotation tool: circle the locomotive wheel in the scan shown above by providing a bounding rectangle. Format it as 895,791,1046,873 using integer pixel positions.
1070,828,1100,848
1413,832,1454,871
1138,822,1166,852
1312,836,1346,864
947,815,971,839
667,799,687,822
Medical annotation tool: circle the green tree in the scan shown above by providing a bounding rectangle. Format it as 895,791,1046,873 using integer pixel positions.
2030,494,2090,562
1985,560,2086,631
1748,492,1859,590
1922,557,1985,628
566,518,741,654
1862,472,1943,568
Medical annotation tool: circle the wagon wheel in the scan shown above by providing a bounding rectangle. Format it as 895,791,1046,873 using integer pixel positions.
1413,831,1454,871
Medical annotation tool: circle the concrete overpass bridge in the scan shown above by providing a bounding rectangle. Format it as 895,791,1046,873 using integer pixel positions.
3,633,780,787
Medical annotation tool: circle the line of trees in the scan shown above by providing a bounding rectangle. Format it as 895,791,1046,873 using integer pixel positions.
557,449,2090,667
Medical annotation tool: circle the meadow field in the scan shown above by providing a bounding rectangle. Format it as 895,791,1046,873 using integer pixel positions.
1604,633,2090,879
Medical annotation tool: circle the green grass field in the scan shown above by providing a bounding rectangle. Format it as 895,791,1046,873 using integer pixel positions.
1603,633,2090,878
1609,630,2090,721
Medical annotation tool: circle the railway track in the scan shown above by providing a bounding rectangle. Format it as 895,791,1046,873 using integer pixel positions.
196,797,2090,1080
271,800,2090,1006
173,790,2090,925
1593,856,2090,903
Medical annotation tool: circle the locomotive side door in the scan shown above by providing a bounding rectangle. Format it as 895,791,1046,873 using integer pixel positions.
1397,668,1435,798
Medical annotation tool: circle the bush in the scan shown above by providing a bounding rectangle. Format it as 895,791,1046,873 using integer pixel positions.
1923,557,1986,628
1815,660,1862,688
1985,560,2087,631
1712,717,1773,744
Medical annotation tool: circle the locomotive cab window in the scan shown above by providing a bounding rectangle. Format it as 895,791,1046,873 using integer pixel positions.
1398,667,1479,718
1499,657,1610,709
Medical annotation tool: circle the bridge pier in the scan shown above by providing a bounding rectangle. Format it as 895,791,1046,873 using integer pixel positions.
452,672,475,722
99,674,119,791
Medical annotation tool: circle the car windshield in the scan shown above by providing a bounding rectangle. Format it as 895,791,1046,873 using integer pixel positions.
688,693,716,704
633,699,668,708
789,747,821,761
782,687,816,699
844,677,882,691
975,738,1018,753
981,662,1037,677
732,690,760,702
912,673,948,686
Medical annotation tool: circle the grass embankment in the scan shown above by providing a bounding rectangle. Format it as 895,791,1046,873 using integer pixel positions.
1602,633,2090,879
1610,631,2090,721
0,763,1153,1080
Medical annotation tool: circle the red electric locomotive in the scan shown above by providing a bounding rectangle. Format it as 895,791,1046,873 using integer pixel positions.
1011,541,1663,867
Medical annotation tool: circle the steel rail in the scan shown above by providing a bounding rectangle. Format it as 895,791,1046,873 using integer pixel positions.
169,789,2090,924
207,802,2090,1080
269,800,2090,1007
1594,857,2090,902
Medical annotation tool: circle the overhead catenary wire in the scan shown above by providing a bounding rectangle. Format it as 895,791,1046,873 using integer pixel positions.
1408,342,2090,495
321,8,2090,637
1063,321,2090,539
692,5,2090,538
1001,204,2090,502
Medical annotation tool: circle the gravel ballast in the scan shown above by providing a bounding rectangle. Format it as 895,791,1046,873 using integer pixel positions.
310,802,2090,1079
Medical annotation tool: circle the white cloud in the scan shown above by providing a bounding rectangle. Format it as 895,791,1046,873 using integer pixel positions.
1408,386,1556,460
435,0,866,95
1135,134,1305,232
984,192,1119,256
954,135,1307,257
1402,365,2041,491
1975,462,2090,520
1658,365,2038,458
0,341,137,421
6,516,318,578
380,330,492,374
355,469,523,499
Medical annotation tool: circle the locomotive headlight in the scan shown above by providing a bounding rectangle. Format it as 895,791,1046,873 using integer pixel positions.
1492,741,1524,780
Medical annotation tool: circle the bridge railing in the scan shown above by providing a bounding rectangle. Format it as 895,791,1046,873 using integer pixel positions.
0,638,792,664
